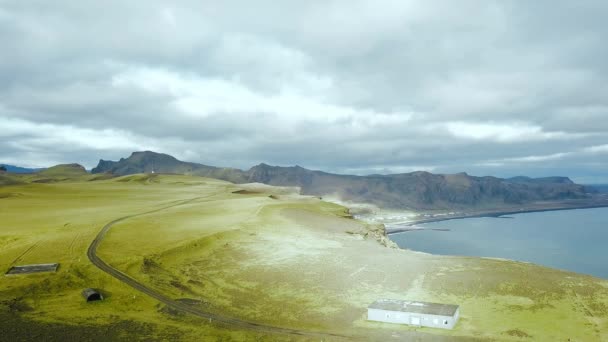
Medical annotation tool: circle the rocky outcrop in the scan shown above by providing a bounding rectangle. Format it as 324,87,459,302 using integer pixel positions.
91,159,116,174
347,223,398,248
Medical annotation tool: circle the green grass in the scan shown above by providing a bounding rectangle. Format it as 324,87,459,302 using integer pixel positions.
1,173,607,341
0,175,281,341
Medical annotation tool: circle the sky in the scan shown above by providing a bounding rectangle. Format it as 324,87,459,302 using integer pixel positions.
1,1,607,183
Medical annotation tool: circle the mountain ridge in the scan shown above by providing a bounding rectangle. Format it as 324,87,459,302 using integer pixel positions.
91,151,594,210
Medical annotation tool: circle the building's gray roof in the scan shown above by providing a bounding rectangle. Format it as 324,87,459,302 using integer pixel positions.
5,263,59,275
368,299,459,316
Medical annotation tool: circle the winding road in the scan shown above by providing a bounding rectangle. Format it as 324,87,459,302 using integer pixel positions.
87,195,351,340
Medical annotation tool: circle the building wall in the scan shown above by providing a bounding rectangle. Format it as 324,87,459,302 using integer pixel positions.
368,308,409,325
367,308,459,330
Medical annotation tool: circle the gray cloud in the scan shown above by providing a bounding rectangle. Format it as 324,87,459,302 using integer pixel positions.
1,1,607,183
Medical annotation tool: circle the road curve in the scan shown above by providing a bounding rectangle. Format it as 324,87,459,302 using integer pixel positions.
87,195,351,340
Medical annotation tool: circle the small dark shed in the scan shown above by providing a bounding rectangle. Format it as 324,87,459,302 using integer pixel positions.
82,288,103,302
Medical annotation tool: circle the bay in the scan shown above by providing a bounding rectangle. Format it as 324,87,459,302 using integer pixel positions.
389,207,608,279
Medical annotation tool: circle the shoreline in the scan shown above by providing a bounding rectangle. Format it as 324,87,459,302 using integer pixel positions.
386,201,608,235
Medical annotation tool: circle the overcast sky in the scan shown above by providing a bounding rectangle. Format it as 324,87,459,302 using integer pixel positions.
1,1,607,182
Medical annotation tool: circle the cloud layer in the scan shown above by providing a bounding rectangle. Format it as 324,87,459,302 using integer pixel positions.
1,1,607,182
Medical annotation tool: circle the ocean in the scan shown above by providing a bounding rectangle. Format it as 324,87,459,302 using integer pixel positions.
389,207,608,279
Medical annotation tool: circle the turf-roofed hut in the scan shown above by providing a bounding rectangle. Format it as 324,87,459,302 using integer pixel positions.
82,288,103,302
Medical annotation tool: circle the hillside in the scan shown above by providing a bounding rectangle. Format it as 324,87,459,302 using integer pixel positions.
92,151,594,210
0,174,25,186
38,163,88,177
1,173,607,341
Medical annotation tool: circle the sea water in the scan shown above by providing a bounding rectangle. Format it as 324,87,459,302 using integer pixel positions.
389,207,608,279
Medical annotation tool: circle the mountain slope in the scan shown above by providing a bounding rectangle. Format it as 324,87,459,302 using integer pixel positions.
92,151,593,210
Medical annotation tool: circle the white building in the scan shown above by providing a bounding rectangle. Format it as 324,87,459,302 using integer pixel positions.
368,299,460,329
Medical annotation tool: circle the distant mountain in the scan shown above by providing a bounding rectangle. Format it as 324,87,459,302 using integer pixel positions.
507,176,575,184
587,184,608,194
92,151,248,183
0,164,45,173
92,151,201,175
244,164,591,210
92,151,594,210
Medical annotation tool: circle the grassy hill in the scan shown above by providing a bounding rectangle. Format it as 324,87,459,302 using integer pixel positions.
37,164,88,177
1,173,607,341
